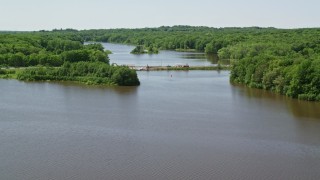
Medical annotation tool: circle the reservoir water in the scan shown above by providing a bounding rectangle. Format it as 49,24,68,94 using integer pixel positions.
100,42,220,66
0,43,319,179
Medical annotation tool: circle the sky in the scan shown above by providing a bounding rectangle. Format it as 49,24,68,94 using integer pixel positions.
0,0,319,31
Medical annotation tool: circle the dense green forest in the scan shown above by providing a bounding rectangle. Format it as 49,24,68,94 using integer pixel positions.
76,26,320,101
0,32,140,86
131,45,159,54
1,26,320,100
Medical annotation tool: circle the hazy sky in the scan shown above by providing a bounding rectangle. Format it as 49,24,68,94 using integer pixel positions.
0,0,319,30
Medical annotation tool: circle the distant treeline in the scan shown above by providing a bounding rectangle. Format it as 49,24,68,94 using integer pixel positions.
0,32,140,86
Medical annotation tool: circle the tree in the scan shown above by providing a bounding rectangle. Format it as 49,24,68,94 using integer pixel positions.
111,67,140,86
8,53,26,67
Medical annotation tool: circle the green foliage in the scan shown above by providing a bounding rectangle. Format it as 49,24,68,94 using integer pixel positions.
222,30,320,101
79,26,255,53
111,67,140,86
8,52,26,67
147,45,159,54
0,69,5,75
0,32,137,86
2,26,320,92
62,49,90,62
0,33,109,67
16,62,140,86
131,45,146,54
84,43,104,51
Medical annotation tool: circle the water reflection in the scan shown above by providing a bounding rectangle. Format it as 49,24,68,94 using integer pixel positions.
205,53,218,63
232,83,320,120
110,86,138,95
286,100,320,120
178,53,207,60
22,80,138,95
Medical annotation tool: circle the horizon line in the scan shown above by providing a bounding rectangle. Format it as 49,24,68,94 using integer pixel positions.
1,25,320,32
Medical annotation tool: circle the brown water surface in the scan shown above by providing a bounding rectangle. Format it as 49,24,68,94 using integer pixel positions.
0,70,319,180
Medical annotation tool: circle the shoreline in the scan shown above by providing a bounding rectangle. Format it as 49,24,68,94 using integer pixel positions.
129,65,230,71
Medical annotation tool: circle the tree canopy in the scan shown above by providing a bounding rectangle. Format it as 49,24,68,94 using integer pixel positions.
1,26,320,95
75,26,320,101
0,32,140,86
